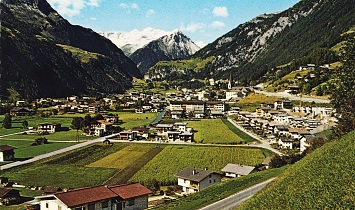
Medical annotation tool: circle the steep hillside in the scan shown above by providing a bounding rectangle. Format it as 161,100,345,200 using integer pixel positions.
237,131,355,210
130,30,200,75
147,0,355,85
0,0,141,99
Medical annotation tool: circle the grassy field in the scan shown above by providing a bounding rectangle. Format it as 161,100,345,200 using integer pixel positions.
87,144,154,169
0,164,116,188
221,118,257,142
114,112,158,129
237,131,355,210
0,140,77,159
185,119,245,144
130,145,268,185
0,143,132,188
234,93,280,112
154,167,287,210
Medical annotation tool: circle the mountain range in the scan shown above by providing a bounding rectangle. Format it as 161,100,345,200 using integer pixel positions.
101,29,201,75
0,0,141,99
147,0,355,85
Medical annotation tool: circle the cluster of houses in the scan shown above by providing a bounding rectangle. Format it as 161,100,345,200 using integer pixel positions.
175,163,257,194
117,122,195,142
236,101,335,152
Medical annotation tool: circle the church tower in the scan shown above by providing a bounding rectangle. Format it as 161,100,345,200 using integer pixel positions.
228,71,233,89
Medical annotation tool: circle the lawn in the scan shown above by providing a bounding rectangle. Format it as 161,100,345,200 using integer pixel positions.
0,143,131,188
0,140,77,159
115,112,158,129
154,167,287,210
221,118,257,143
87,144,154,169
129,145,268,185
234,93,280,112
0,164,116,188
185,119,245,144
3,130,96,141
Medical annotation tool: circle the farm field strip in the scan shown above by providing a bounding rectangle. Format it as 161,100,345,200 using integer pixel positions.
87,144,153,169
185,119,244,144
130,145,267,185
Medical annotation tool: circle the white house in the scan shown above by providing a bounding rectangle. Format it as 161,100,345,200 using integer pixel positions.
175,168,221,194
221,164,256,178
34,183,151,210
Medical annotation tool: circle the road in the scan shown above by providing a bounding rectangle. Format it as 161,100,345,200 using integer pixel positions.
199,178,276,210
255,90,330,103
0,133,119,170
227,118,282,155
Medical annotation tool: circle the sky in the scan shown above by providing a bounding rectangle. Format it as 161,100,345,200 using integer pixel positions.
47,0,301,46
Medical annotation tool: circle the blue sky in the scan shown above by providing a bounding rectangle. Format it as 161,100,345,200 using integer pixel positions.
48,0,301,45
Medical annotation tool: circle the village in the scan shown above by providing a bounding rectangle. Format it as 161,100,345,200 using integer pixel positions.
0,68,336,209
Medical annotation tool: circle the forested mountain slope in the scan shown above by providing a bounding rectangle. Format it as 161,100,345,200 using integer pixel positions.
0,0,141,99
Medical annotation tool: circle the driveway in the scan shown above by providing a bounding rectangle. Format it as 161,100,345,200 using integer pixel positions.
227,118,282,155
0,133,119,170
199,178,276,210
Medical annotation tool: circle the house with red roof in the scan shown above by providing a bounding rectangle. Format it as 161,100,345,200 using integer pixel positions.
34,183,151,210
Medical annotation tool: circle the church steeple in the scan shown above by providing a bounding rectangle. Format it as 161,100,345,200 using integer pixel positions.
228,71,233,89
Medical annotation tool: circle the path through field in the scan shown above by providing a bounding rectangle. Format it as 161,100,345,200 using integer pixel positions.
104,147,163,185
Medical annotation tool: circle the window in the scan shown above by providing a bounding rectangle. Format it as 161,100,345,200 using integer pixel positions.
88,204,95,210
102,201,109,209
128,199,135,206
58,205,62,210
46,203,49,208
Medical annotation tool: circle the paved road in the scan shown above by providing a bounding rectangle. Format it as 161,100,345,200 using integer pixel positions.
227,118,283,155
255,90,330,103
199,178,276,210
0,133,119,170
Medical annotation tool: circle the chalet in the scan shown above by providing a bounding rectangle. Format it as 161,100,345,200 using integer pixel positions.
274,101,293,110
193,110,205,119
173,123,187,132
37,123,62,133
274,114,293,124
34,183,151,210
155,124,174,136
221,164,256,178
175,168,221,194
0,145,15,162
274,125,289,136
206,101,226,112
0,188,20,205
262,157,272,169
210,111,224,118
278,137,297,149
287,128,310,139
131,126,150,139
285,86,300,93
10,107,33,116
171,110,184,119
96,120,113,133
119,130,137,140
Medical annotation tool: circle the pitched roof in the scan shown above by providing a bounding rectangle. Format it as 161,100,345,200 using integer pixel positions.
55,186,117,207
175,168,218,182
221,164,255,175
0,145,16,152
0,188,17,197
50,184,151,207
108,183,152,200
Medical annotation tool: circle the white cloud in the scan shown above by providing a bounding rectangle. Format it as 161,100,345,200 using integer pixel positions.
131,3,139,10
146,9,155,17
213,6,229,17
120,3,139,13
48,0,100,17
180,22,206,33
211,21,225,28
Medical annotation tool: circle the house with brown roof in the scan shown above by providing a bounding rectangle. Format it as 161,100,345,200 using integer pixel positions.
0,188,20,205
37,123,62,133
0,145,16,162
175,168,221,194
34,183,151,210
